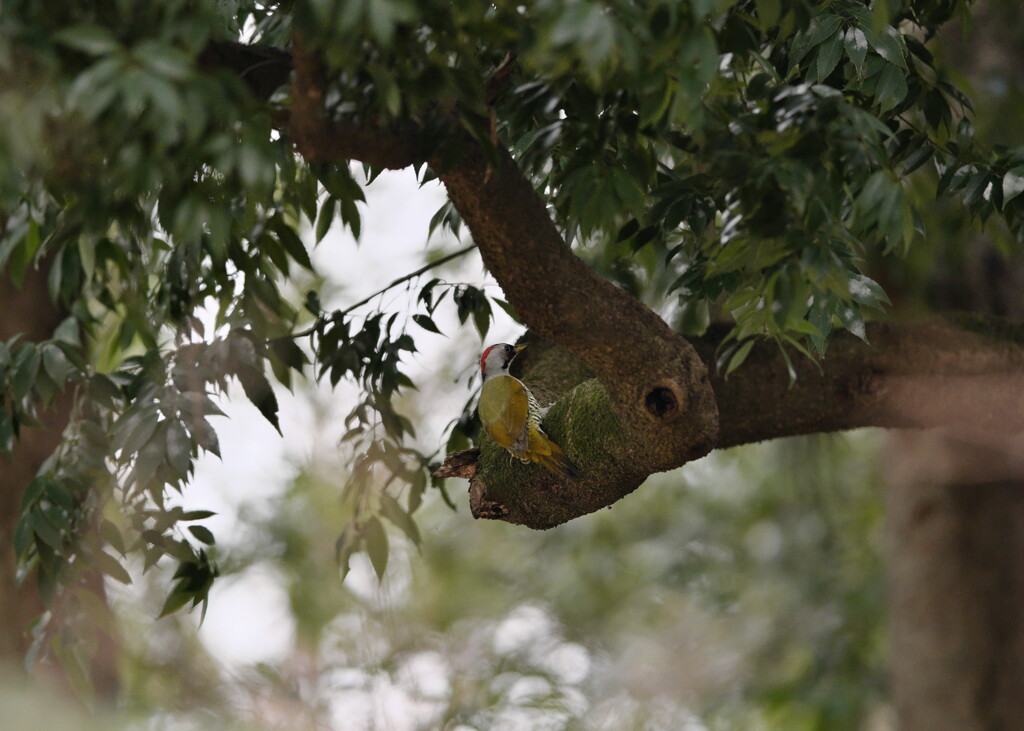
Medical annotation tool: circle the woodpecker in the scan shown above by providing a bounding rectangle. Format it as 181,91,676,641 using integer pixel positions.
477,343,580,479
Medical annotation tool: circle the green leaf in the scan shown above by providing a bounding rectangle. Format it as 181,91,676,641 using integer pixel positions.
316,196,337,243
336,528,357,581
42,344,74,385
44,480,74,511
53,25,122,55
271,337,309,371
0,411,12,458
874,62,908,112
12,343,41,398
100,519,126,556
363,517,389,581
838,304,867,341
778,342,799,386
807,303,834,356
158,586,192,618
191,417,222,458
412,314,442,334
380,493,422,547
806,12,843,47
188,525,216,545
236,363,281,434
20,477,46,510
165,420,192,476
32,509,65,550
95,550,132,584
900,145,933,176
1002,166,1024,209
814,32,844,82
844,27,868,76
726,339,756,375
116,408,160,456
393,334,416,352
472,298,492,341
276,221,314,271
864,25,907,71
13,515,33,557
848,274,891,308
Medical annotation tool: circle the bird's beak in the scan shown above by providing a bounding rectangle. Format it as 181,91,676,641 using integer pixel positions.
515,344,527,353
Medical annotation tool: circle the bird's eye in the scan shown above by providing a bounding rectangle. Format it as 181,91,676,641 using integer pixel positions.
505,345,514,353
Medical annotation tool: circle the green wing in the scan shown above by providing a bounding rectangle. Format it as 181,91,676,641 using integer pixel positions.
478,375,529,452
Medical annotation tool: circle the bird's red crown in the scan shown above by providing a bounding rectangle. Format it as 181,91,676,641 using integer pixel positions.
480,344,500,376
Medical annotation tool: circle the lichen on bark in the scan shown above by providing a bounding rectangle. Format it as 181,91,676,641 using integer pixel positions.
472,377,646,529
452,337,715,528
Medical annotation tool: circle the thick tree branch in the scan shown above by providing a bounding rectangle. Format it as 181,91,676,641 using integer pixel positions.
289,39,425,169
433,141,718,443
433,316,1024,527
429,140,717,527
696,318,1024,447
284,42,720,527
498,317,1024,447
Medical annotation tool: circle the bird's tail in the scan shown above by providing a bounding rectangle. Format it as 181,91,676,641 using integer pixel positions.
533,439,580,479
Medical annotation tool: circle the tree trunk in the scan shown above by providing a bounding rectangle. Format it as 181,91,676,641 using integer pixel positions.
0,265,121,700
884,258,1024,730
886,430,1024,730
0,266,67,660
883,4,1024,728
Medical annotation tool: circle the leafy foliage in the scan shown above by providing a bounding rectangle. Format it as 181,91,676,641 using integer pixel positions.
0,0,1021,697
102,432,886,730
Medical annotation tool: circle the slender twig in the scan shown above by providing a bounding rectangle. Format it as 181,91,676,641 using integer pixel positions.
486,52,518,106
287,243,478,339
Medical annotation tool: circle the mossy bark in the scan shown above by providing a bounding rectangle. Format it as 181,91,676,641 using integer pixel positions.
439,318,1024,528
472,378,644,528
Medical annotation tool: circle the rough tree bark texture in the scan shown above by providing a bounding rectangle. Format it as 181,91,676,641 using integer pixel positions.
437,319,1024,526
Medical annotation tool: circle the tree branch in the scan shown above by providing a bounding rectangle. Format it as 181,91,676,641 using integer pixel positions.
431,316,1024,526
198,40,292,102
429,137,719,526
285,243,477,340
282,42,721,526
433,139,718,451
694,318,1024,447
500,317,1024,447
289,38,425,170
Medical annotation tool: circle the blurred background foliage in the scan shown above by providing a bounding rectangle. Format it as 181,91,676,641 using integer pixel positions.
2,0,1024,728
109,413,889,730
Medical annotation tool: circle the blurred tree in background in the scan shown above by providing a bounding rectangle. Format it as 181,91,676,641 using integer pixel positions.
1,0,1024,728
